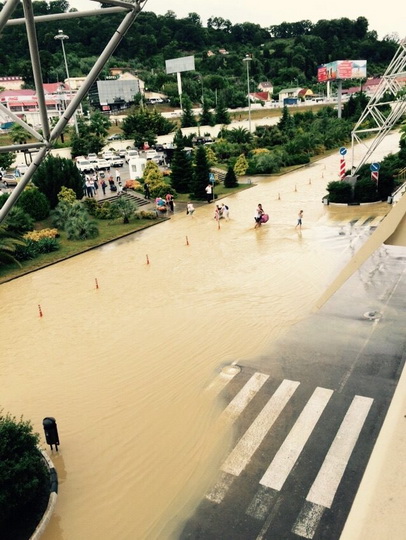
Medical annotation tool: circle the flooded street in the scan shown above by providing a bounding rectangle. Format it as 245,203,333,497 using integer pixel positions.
0,133,401,539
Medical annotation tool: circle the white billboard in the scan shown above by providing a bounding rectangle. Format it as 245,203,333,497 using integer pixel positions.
165,56,195,75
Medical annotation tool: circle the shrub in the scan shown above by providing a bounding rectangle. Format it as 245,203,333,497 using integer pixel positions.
95,201,120,220
326,181,353,203
17,187,50,221
135,210,158,220
250,152,281,174
224,166,238,188
24,228,59,241
4,207,34,234
36,236,60,254
0,412,49,539
82,197,98,216
52,201,87,230
14,239,40,261
354,177,380,202
65,215,99,240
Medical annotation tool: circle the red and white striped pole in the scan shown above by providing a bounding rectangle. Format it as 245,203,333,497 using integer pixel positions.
339,158,346,180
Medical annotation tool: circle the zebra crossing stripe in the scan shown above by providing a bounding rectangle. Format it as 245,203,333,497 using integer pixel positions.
219,372,269,424
352,217,371,227
260,387,334,491
205,362,240,395
369,215,384,227
221,379,300,477
292,395,373,538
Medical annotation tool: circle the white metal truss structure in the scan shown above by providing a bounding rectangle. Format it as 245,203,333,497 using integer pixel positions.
0,0,147,224
350,39,406,174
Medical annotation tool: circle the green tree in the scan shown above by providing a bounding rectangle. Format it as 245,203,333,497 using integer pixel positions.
0,152,16,171
224,166,238,188
16,186,50,221
170,141,193,193
111,197,137,224
0,412,49,536
9,124,30,145
181,95,197,128
33,155,84,208
233,154,249,176
214,97,231,125
90,110,111,138
190,145,210,199
122,107,174,148
199,100,215,126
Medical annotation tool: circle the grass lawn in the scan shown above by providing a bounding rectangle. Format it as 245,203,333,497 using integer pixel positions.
0,216,165,284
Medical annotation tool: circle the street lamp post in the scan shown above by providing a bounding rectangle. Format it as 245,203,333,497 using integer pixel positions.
54,29,79,135
243,54,252,133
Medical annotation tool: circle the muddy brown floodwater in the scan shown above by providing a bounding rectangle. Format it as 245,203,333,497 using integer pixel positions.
0,133,401,540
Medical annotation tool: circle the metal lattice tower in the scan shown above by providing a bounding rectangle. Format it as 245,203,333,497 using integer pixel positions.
350,39,406,174
0,0,147,225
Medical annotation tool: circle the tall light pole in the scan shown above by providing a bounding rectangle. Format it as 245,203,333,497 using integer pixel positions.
54,29,79,135
243,54,252,133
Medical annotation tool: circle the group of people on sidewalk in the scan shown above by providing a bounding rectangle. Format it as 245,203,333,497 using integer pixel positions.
84,171,124,198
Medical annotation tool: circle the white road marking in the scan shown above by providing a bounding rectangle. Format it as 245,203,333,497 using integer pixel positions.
205,472,235,504
369,215,385,227
246,485,277,520
205,361,240,395
260,387,333,491
292,501,326,539
307,395,373,508
221,379,300,477
219,372,269,424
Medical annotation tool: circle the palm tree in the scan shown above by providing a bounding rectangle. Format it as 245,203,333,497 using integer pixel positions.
52,201,87,230
65,214,99,240
9,124,30,145
0,225,24,266
111,197,137,224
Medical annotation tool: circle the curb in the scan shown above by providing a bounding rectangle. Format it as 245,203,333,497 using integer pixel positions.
30,450,58,540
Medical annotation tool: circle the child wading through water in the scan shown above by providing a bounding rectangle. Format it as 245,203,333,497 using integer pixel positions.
295,210,303,230
254,204,265,228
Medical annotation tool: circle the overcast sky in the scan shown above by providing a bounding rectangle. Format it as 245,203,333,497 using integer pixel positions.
68,1,404,41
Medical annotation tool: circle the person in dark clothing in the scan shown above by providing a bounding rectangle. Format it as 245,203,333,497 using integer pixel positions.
144,182,151,199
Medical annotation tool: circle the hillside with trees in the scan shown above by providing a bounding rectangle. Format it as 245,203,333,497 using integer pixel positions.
0,1,400,109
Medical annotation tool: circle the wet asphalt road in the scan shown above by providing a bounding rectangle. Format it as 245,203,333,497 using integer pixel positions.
179,239,406,540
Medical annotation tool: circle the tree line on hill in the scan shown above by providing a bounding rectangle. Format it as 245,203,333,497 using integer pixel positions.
0,1,400,109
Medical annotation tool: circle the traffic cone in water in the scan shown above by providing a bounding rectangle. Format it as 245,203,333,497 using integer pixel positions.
38,304,43,317
186,236,189,246
146,254,150,265
95,278,99,289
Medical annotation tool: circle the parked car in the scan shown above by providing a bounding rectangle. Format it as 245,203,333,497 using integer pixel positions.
102,151,115,160
76,158,94,174
87,153,98,161
2,173,19,187
125,149,139,162
144,149,159,160
110,155,124,167
95,159,110,171
107,134,122,141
